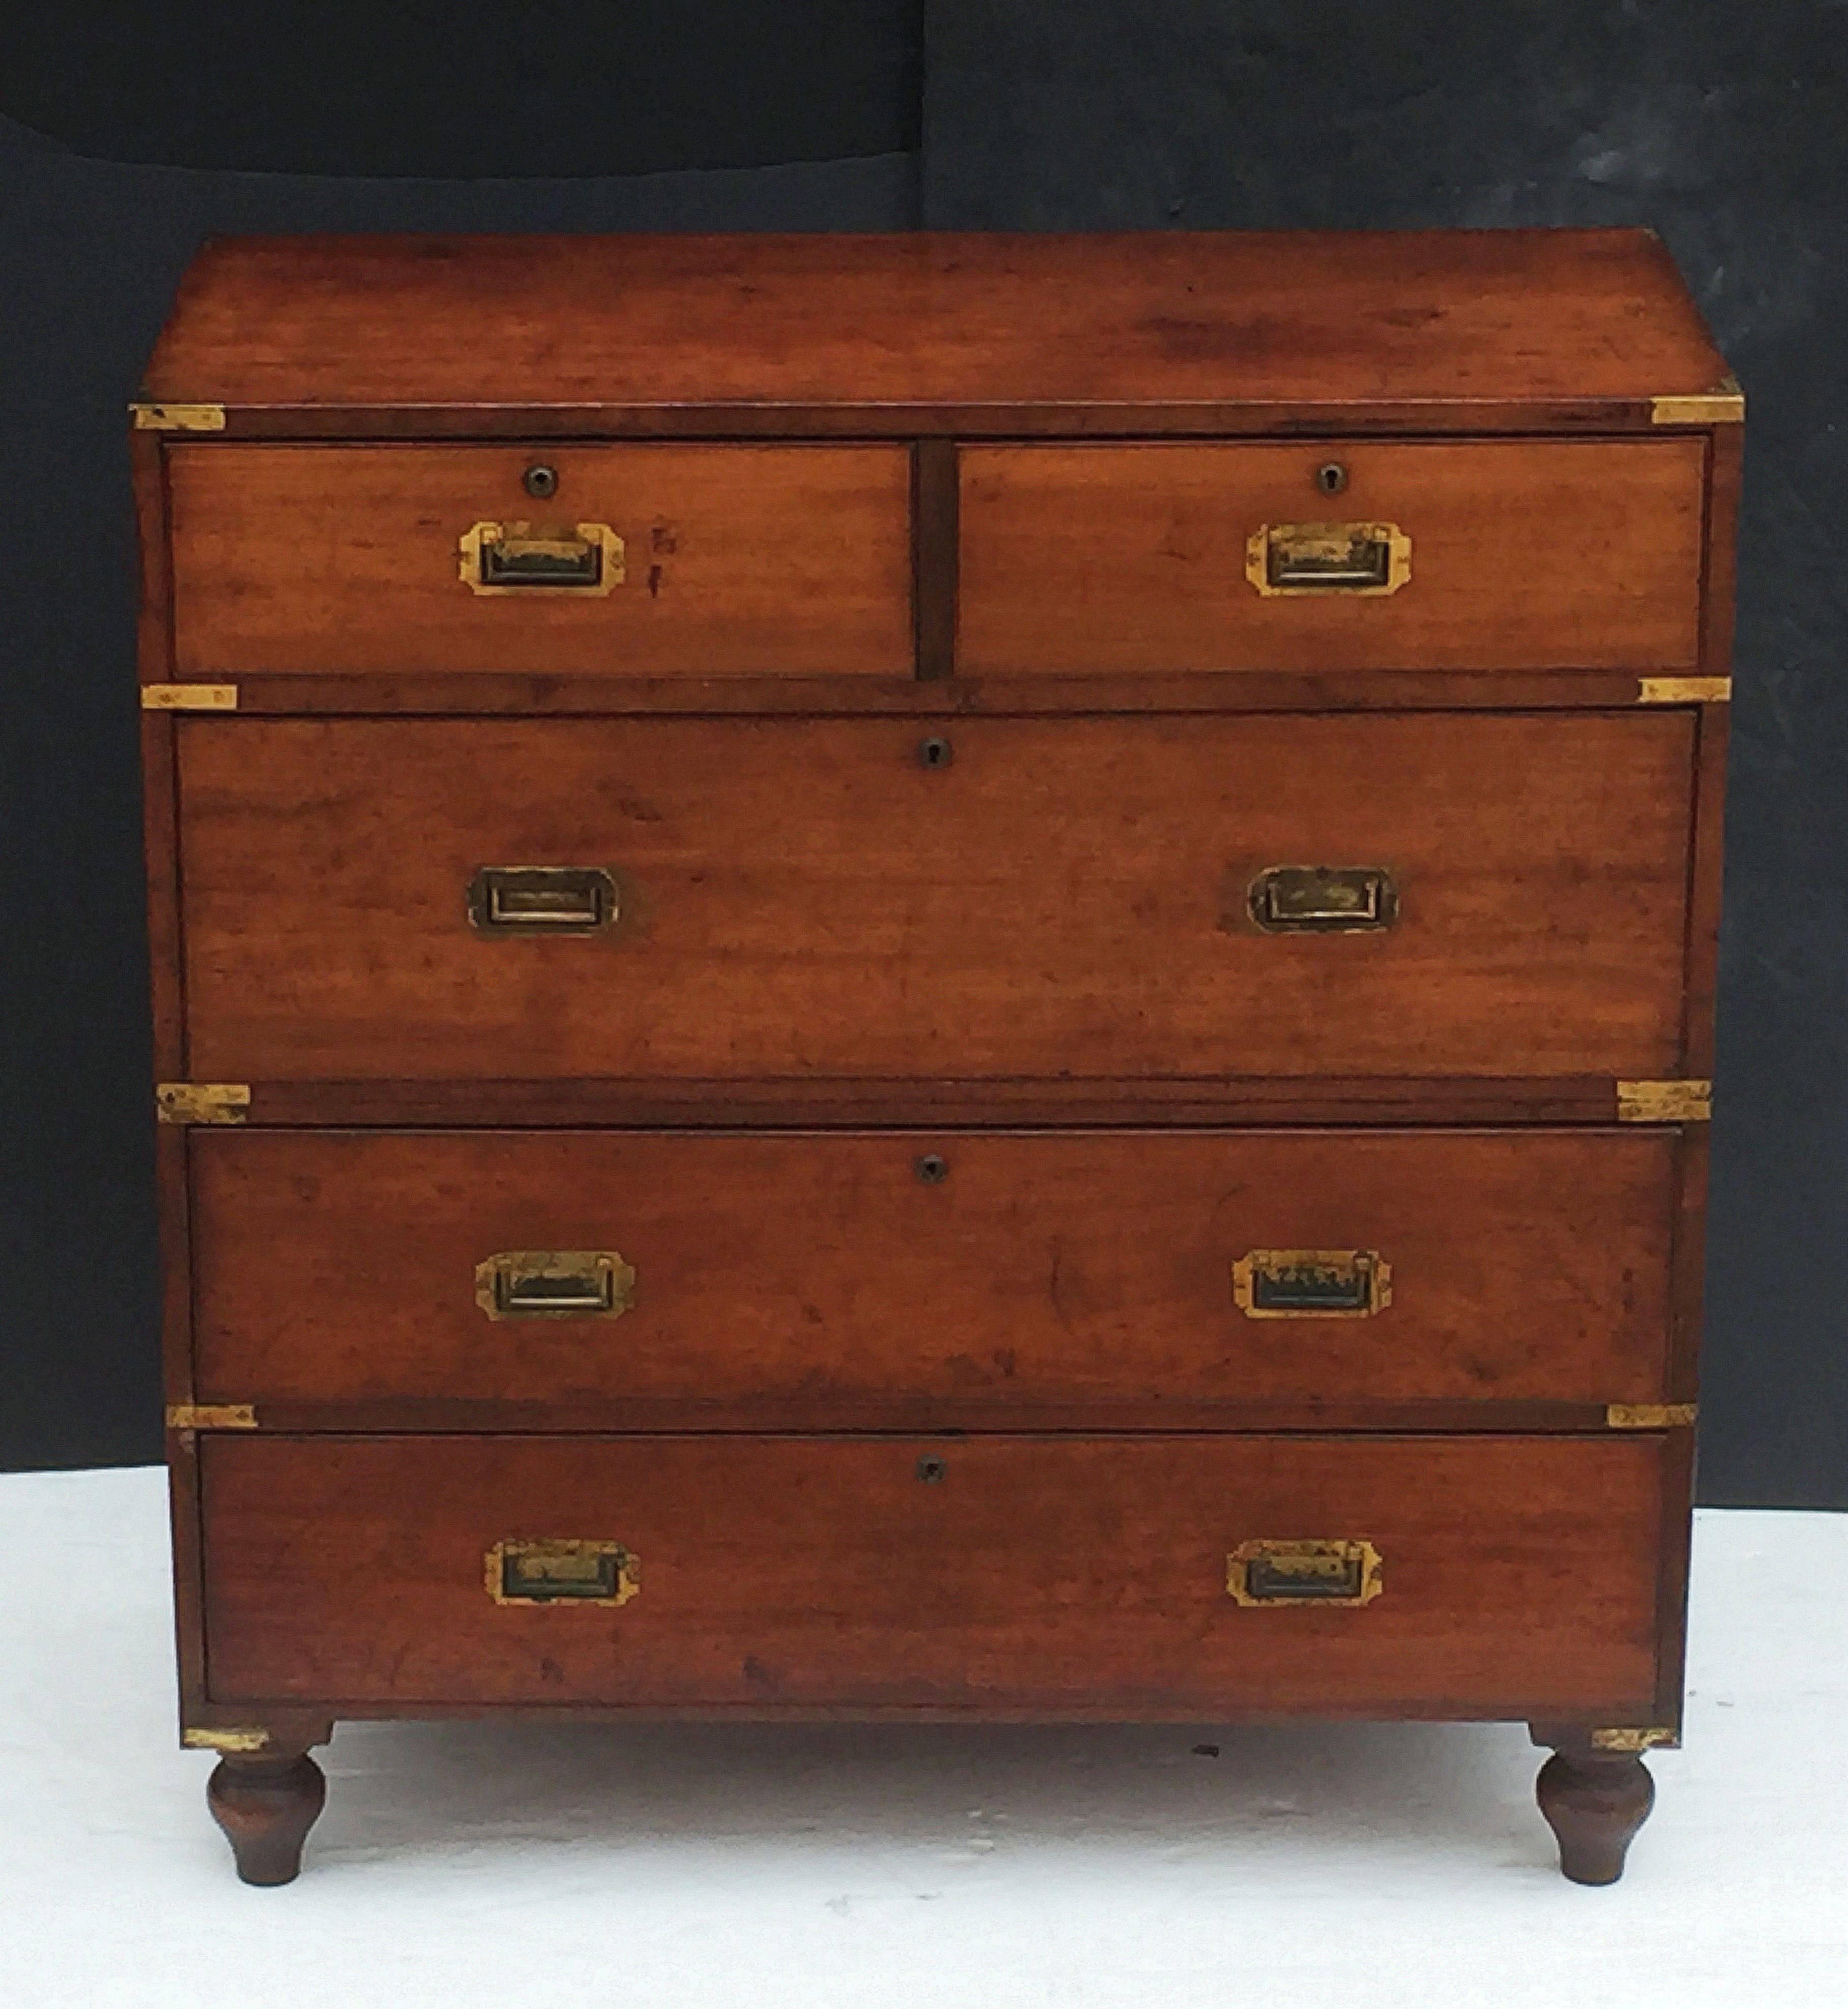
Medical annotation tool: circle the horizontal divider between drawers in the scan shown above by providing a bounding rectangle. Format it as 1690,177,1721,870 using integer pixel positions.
194,1078,1638,1129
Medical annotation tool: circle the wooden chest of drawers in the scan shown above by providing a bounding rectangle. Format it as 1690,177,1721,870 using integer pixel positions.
135,228,1737,1886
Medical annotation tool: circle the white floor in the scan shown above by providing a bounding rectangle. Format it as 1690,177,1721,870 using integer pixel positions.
2,1469,1842,2008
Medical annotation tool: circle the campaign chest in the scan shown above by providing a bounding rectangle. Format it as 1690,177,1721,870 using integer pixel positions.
135,228,1737,1885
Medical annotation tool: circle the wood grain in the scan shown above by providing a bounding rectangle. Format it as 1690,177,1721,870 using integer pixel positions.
175,712,1696,1083
216,1076,1633,1130
169,443,913,677
1681,703,1730,1077
1652,1425,1698,1728
959,441,1705,674
1665,1126,1709,1410
1699,428,1744,682
142,231,1730,427
133,435,186,1081
199,1433,1667,1716
189,1128,1680,1415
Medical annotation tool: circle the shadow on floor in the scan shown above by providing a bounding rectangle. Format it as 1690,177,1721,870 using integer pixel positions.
308,1716,1552,1873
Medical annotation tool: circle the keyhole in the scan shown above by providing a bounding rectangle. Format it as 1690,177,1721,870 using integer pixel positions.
1315,461,1348,496
915,1153,949,1184
523,463,559,499
916,1455,948,1484
918,736,953,769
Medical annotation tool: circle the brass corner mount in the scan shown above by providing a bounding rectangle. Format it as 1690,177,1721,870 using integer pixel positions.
1650,377,1744,425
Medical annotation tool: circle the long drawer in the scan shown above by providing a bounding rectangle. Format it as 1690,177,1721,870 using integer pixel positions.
958,439,1707,674
175,712,1695,1082
188,1128,1681,1418
199,1433,1669,1715
167,443,916,678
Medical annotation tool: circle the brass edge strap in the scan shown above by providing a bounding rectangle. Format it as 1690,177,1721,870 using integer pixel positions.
131,402,227,432
143,684,238,710
1637,677,1731,705
1590,1727,1681,1752
167,1404,258,1430
182,1727,271,1751
156,1083,252,1125
1605,1403,1698,1430
1615,1079,1712,1123
1650,379,1744,424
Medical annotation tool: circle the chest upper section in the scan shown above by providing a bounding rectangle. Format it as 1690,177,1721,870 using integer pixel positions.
136,229,1736,698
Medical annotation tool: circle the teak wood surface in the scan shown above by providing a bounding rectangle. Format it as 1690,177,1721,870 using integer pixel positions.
958,440,1705,674
198,1433,1668,1718
140,229,1731,435
170,443,915,678
188,1128,1682,1417
174,712,1696,1084
137,229,1734,1820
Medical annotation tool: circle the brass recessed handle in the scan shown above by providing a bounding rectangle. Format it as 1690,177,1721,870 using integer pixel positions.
468,866,618,935
486,1539,639,1606
1248,865,1397,933
1227,1540,1383,1607
474,1250,636,1321
459,520,624,594
1247,521,1411,595
1233,1250,1391,1318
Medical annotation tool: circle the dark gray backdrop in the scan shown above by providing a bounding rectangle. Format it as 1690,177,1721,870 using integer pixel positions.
3,3,1843,1505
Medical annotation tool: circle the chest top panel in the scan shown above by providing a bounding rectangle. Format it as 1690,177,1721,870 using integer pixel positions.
139,228,1732,435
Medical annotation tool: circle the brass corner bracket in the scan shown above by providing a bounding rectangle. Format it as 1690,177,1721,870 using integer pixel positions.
131,401,226,432
1605,1403,1698,1430
142,684,238,711
156,1083,251,1125
1651,377,1744,425
1638,677,1731,705
1616,1079,1712,1124
1590,1726,1681,1753
167,1404,258,1432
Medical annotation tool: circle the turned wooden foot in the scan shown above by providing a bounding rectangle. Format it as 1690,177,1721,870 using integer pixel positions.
207,1751,327,1885
1535,1747,1655,1885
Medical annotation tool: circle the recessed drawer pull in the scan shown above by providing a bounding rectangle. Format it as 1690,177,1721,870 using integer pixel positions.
474,1250,637,1321
1227,1539,1383,1607
1233,1249,1391,1318
1248,864,1398,932
1246,520,1411,596
486,1538,639,1606
467,866,618,934
458,520,624,594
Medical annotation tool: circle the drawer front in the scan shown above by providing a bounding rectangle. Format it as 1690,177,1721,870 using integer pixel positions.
168,443,914,677
190,1129,1679,1415
200,1433,1667,1713
959,440,1706,674
177,712,1693,1082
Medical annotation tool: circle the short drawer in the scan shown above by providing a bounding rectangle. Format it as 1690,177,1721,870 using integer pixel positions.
167,443,914,677
175,711,1694,1082
199,1433,1669,1715
958,440,1707,674
189,1129,1682,1420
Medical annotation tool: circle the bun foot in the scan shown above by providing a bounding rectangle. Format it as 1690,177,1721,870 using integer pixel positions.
1536,1747,1655,1885
207,1751,327,1885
